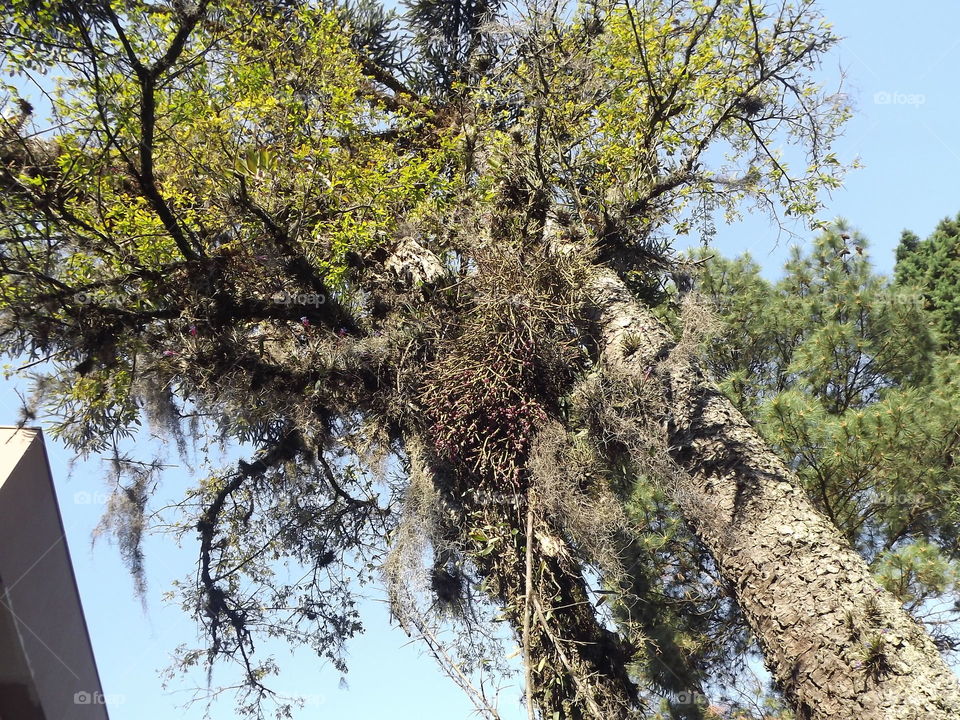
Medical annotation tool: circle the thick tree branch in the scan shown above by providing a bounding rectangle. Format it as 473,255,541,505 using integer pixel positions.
586,266,960,720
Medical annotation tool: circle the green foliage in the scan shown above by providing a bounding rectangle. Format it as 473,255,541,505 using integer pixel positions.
338,0,406,72
1,0,459,454
697,223,960,649
895,212,960,350
403,0,499,92
700,225,936,415
618,224,960,715
0,0,854,717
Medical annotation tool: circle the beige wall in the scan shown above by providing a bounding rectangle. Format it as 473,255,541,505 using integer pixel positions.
0,428,109,720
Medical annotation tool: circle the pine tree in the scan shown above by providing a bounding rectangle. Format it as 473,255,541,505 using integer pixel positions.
895,213,960,351
636,225,960,715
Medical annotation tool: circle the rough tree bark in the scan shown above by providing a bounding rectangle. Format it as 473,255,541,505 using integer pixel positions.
403,433,639,718
589,267,960,720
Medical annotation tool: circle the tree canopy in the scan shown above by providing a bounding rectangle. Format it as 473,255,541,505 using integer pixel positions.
6,2,959,720
896,212,960,352
686,226,960,692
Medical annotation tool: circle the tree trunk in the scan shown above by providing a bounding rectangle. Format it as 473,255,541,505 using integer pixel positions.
412,447,640,720
589,268,960,720
388,239,641,719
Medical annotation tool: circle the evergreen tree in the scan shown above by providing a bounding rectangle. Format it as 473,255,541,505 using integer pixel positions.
895,213,960,351
655,226,960,713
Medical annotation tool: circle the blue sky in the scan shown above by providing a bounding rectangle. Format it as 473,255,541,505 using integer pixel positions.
3,1,960,718
703,2,960,276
